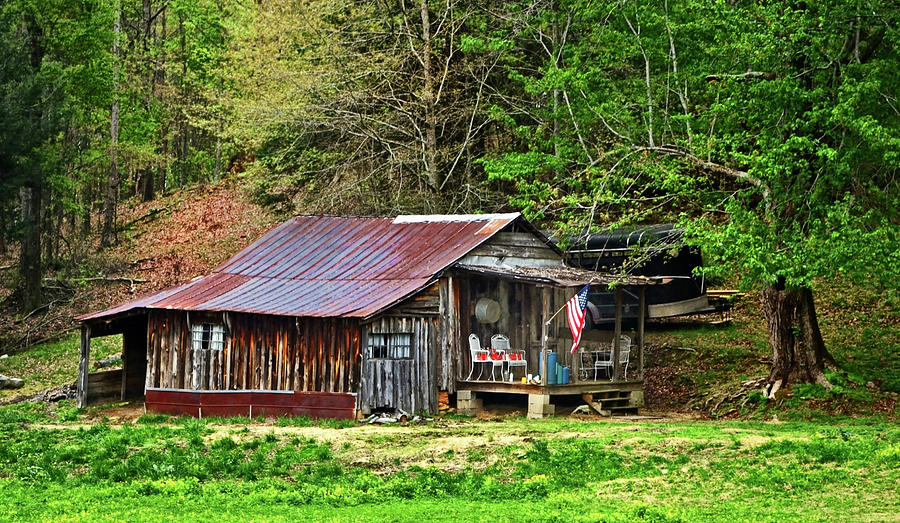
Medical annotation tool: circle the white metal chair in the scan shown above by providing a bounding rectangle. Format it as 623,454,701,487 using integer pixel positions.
492,334,526,380
466,334,490,380
485,334,507,381
579,349,597,380
593,349,613,380
594,335,631,380
618,335,632,379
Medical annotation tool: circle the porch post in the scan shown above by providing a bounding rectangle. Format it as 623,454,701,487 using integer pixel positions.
612,287,622,381
540,285,549,386
77,324,91,408
120,329,128,400
638,286,646,380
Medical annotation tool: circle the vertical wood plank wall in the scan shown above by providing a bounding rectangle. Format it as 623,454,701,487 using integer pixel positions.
146,310,362,394
437,277,460,393
357,316,439,415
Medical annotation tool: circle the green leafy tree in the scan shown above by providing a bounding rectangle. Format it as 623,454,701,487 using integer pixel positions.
484,0,900,394
0,0,115,311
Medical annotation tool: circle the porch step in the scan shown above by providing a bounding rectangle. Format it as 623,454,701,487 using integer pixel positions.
593,390,631,400
608,406,639,416
582,392,638,417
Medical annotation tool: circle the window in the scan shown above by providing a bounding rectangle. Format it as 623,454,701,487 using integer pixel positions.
192,323,225,351
366,332,412,359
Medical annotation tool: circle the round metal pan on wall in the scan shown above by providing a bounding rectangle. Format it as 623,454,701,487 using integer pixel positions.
475,298,501,323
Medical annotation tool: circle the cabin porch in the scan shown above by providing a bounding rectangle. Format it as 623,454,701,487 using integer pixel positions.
450,268,651,418
456,380,644,418
455,336,645,418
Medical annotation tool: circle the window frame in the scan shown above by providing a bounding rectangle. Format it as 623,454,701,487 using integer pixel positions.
365,332,412,360
191,322,225,351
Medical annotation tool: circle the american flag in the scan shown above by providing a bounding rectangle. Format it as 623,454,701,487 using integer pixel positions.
566,284,591,353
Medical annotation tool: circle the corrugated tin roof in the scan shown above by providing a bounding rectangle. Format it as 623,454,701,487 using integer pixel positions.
78,213,525,321
454,264,657,287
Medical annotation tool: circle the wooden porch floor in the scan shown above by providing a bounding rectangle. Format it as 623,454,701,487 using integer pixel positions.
457,379,643,395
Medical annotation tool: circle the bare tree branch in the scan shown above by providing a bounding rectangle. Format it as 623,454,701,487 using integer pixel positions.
623,11,654,147
635,145,771,200
705,71,778,82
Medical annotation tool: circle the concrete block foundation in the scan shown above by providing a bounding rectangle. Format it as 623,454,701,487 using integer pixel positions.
456,390,483,415
527,393,556,418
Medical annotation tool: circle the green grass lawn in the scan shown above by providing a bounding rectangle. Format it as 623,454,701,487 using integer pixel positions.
0,332,121,400
0,403,897,522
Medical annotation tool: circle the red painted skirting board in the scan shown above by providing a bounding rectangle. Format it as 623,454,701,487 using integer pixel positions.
145,389,357,419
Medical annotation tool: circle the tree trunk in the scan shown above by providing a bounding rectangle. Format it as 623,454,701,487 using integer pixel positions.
179,11,189,189
80,184,92,237
796,288,835,385
140,167,155,201
20,185,42,313
761,283,833,398
102,3,121,247
215,133,222,182
420,0,439,189
552,3,559,160
21,14,44,313
141,0,159,202
154,5,166,199
0,210,7,256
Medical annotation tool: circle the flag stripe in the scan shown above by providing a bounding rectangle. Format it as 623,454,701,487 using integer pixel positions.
566,284,591,354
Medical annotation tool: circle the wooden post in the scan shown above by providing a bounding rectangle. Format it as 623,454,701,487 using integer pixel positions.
448,275,458,389
573,342,581,383
638,286,646,380
224,313,232,389
192,347,201,390
540,286,550,387
612,287,622,381
77,324,91,408
146,314,154,391
120,326,128,401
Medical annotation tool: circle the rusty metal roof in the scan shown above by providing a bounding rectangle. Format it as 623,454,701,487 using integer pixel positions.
78,213,525,321
454,264,657,287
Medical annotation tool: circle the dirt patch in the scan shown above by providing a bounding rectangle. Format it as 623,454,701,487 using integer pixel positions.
82,402,148,423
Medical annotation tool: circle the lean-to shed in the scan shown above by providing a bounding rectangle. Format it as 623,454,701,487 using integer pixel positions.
76,213,654,418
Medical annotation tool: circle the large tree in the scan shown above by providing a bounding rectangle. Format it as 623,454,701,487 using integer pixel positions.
483,0,900,395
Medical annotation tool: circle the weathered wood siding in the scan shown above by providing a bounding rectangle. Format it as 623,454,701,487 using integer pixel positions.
437,277,460,392
391,281,440,316
458,232,564,269
358,316,438,415
85,369,124,405
146,310,362,393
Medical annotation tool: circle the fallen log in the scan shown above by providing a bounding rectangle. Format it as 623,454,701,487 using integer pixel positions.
124,207,169,229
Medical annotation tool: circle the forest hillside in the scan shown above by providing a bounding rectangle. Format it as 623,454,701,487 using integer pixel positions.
0,178,895,420
0,1,897,398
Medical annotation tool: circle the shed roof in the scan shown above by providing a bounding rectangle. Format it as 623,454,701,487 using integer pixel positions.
78,213,536,321
454,264,655,288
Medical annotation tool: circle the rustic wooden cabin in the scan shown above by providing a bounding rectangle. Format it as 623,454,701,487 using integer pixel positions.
76,213,655,419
